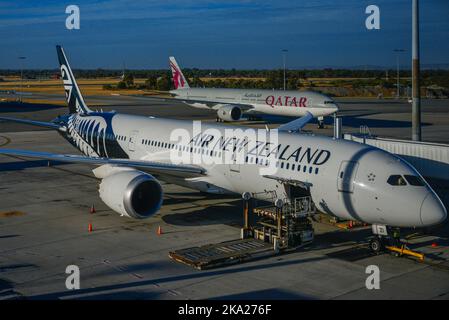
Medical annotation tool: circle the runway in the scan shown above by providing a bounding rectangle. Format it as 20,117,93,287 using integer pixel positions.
0,94,449,299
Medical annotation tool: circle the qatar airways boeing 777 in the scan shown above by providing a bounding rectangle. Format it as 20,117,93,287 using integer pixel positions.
168,57,338,128
0,46,446,252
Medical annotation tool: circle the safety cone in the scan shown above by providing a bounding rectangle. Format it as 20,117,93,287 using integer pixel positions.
88,223,93,232
90,204,96,214
157,225,162,236
431,242,438,248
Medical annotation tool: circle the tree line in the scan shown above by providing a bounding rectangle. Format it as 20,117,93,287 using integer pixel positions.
1,69,448,90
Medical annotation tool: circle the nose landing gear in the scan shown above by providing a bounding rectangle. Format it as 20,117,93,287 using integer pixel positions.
369,237,384,254
317,116,324,129
370,224,425,261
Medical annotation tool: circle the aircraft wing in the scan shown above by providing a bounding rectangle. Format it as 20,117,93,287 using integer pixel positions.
0,117,62,130
0,149,205,178
134,95,255,111
278,111,314,133
209,102,254,112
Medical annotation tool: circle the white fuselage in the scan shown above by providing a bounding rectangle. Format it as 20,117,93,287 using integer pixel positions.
170,88,338,118
66,112,447,228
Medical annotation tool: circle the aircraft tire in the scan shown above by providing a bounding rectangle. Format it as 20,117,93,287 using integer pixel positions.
369,238,384,254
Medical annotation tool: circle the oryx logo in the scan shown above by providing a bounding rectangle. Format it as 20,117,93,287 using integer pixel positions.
170,61,184,89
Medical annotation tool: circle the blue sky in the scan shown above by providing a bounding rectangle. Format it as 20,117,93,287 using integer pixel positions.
0,0,448,69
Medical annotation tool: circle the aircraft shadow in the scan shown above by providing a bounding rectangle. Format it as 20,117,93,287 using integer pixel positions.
162,198,242,226
256,113,431,129
0,160,68,172
29,255,326,300
210,288,314,300
0,263,38,272
334,116,431,129
0,102,64,113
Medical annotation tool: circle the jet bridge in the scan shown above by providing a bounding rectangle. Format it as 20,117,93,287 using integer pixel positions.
169,193,316,270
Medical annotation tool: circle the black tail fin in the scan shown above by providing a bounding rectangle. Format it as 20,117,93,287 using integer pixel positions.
56,45,91,114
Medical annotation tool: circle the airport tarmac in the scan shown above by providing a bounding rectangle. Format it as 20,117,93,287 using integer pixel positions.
1,92,449,143
1,94,449,300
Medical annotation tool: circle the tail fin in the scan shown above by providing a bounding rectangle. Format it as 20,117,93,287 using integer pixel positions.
56,45,91,114
169,56,190,90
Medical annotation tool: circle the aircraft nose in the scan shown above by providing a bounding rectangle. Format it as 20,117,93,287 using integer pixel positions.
420,192,447,227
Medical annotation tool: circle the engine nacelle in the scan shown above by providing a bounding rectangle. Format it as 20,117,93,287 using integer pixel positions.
217,105,242,121
99,170,163,219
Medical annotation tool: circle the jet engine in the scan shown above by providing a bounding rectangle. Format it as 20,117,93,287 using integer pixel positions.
217,105,242,122
99,170,163,219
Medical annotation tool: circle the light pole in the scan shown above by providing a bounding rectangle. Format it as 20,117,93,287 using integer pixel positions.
282,49,288,90
412,0,421,141
18,56,26,103
393,49,405,99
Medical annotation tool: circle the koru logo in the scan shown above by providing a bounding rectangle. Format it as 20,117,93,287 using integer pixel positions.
65,265,80,290
365,265,380,290
365,5,380,30
65,5,80,30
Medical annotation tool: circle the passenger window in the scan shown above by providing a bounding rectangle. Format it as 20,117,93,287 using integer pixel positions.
387,175,407,186
404,175,425,186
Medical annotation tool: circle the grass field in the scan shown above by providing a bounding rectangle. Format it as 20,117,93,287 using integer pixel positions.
0,75,411,98
0,77,162,97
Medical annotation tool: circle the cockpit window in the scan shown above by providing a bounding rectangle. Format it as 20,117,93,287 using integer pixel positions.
387,175,407,186
324,101,334,104
404,175,425,186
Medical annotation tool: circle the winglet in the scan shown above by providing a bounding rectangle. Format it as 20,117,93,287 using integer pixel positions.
278,111,314,133
169,56,190,90
56,45,91,114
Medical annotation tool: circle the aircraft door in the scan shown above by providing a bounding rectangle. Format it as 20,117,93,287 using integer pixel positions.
337,160,358,193
128,130,139,152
